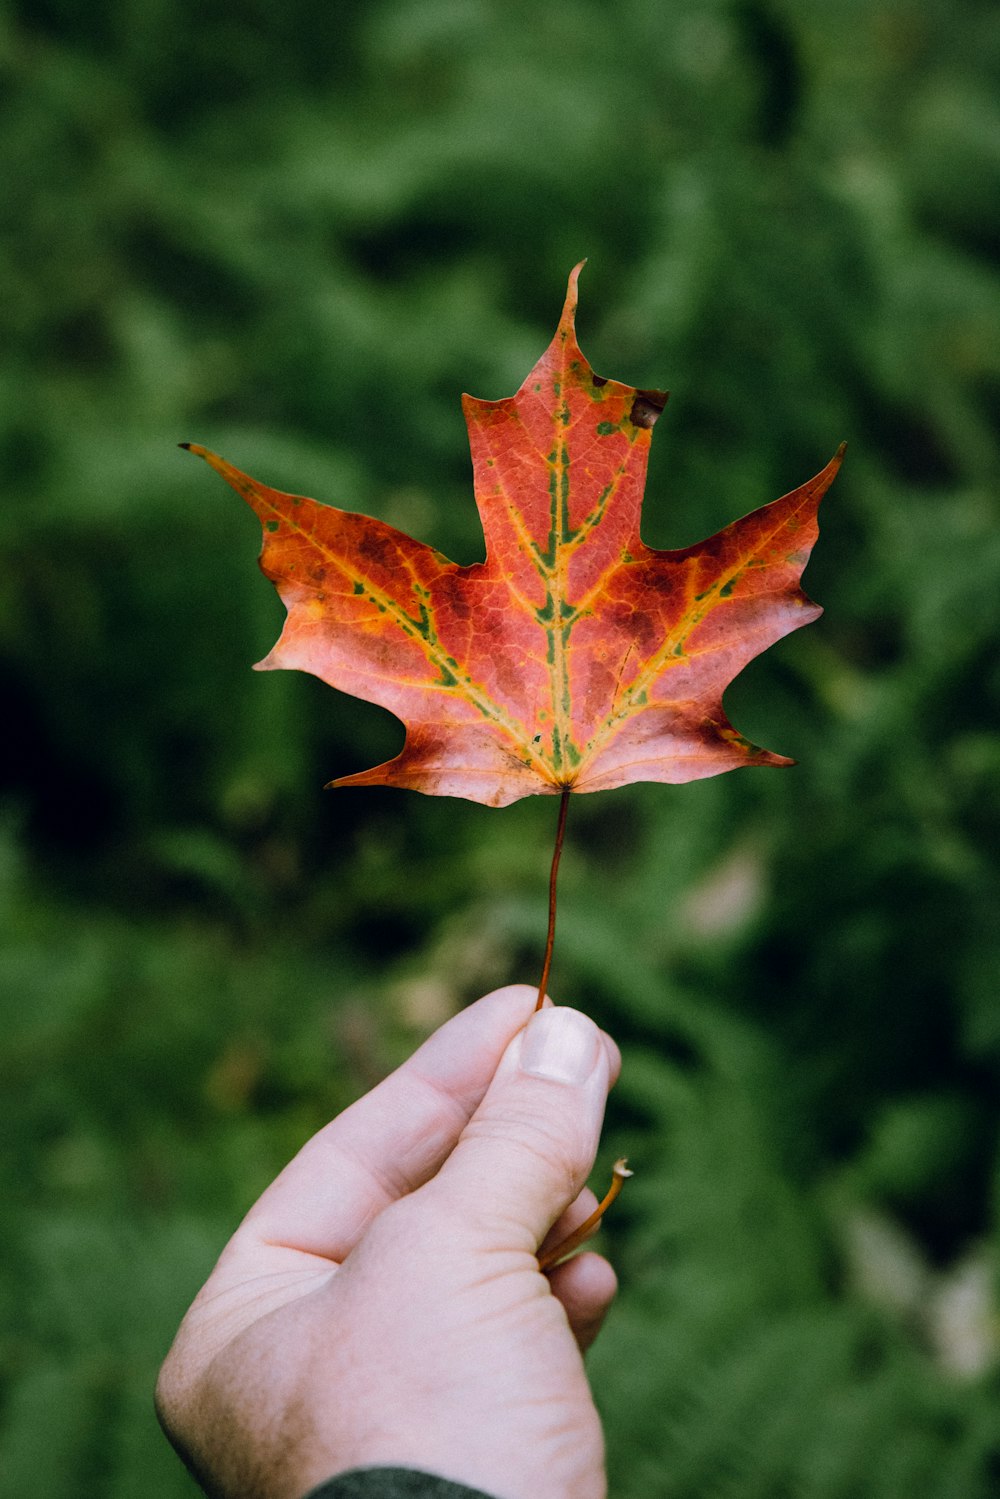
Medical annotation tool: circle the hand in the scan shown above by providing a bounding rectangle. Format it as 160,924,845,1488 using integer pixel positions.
156,985,621,1499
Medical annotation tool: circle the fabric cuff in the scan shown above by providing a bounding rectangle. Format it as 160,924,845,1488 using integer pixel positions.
302,1465,498,1499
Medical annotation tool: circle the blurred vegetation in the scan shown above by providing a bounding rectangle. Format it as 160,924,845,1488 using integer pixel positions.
2,0,1000,1495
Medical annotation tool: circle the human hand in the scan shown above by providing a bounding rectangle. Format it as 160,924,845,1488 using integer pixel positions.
156,985,621,1499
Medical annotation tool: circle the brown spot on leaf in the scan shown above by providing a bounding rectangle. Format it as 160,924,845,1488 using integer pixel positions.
358,533,391,565
592,374,608,388
629,389,669,429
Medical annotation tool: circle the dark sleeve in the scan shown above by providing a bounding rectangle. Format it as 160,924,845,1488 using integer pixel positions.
302,1467,499,1499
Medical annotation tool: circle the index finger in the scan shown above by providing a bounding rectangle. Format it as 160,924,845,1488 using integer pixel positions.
237,984,543,1262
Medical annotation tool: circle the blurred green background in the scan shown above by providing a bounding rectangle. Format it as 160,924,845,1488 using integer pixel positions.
2,0,999,1494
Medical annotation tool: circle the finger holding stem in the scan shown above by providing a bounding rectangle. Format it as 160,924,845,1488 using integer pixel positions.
532,790,630,1271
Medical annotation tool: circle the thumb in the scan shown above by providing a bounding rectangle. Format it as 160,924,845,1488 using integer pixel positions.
426,1006,612,1252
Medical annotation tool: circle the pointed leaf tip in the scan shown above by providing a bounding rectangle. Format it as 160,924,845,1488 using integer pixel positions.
560,261,587,331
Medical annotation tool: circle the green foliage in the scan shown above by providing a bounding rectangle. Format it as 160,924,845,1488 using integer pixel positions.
2,0,999,1495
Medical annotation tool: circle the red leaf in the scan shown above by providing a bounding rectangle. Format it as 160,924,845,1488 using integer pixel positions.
185,266,842,808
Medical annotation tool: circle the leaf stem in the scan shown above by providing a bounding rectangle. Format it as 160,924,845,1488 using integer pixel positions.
536,787,571,1010
537,1158,633,1271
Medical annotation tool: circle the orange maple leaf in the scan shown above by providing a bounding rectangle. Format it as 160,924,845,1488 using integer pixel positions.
185,266,841,808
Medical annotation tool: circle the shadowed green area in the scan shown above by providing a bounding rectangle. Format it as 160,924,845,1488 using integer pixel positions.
2,1,999,1495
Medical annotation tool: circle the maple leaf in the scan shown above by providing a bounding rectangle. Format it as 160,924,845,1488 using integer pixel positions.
184,266,842,809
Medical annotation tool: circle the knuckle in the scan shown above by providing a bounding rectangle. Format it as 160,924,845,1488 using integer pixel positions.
153,1353,185,1435
153,1329,203,1440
